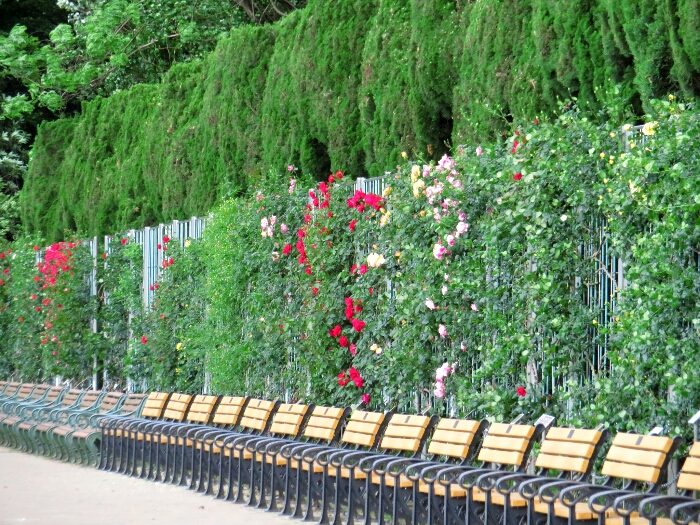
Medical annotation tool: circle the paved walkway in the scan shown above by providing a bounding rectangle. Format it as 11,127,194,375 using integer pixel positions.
0,446,293,525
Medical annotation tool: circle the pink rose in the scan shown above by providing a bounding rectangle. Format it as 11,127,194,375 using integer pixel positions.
280,223,288,233
438,324,447,338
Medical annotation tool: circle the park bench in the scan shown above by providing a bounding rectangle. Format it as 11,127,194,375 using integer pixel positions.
293,409,392,524
122,392,194,478
407,420,545,525
15,388,86,453
145,394,219,482
99,391,171,473
608,441,700,525
0,385,65,448
48,391,131,464
0,383,48,417
174,395,249,488
0,381,21,400
535,432,682,525
30,390,105,456
201,398,280,500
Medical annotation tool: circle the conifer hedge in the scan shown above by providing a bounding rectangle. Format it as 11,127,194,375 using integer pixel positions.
23,0,700,240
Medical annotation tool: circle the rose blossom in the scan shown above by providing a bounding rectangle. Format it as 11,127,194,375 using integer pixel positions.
446,234,455,246
362,393,371,404
280,223,288,233
438,324,447,338
433,243,447,260
471,303,479,312
425,298,436,310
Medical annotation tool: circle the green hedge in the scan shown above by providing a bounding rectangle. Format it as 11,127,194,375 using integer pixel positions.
24,0,700,240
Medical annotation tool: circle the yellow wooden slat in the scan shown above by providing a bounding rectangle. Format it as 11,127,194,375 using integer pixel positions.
681,456,700,475
342,430,375,447
169,393,191,402
428,441,469,458
219,396,246,406
482,435,530,453
312,406,345,418
304,426,335,441
677,472,700,492
213,414,238,425
606,446,666,468
307,416,340,429
381,436,420,452
270,422,299,435
274,413,304,425
601,460,660,483
540,440,595,458
689,442,700,458
188,412,210,423
545,427,602,444
215,405,243,415
536,453,589,473
611,433,673,453
244,407,273,420
250,399,276,410
350,411,384,424
389,415,431,428
277,404,308,415
346,421,381,435
478,448,524,466
432,429,475,446
382,424,424,439
436,419,481,433
239,416,266,431
488,423,535,439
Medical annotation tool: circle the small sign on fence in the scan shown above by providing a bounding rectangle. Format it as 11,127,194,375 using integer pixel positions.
534,414,556,428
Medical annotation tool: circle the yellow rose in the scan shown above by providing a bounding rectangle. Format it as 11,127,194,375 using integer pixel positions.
382,186,392,197
366,252,386,268
641,121,658,136
411,164,420,182
176,342,183,351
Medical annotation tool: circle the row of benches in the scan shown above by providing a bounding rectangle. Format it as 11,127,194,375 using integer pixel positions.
2,382,699,525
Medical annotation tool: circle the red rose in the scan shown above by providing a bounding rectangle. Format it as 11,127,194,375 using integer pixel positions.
358,265,368,275
327,211,333,218
337,372,349,386
362,393,370,404
121,238,128,245
338,336,349,347
328,175,335,184
349,344,357,356
516,387,526,397
312,287,319,295
168,257,173,265
355,304,363,313
345,297,354,307
102,253,107,259
353,376,364,388
351,318,365,333
350,265,357,275
348,367,359,379
141,335,148,344
345,306,355,320
329,325,342,338
513,173,522,181
335,170,343,180
305,266,312,275
368,287,373,294
349,220,357,232
282,244,292,255
163,236,170,243
35,306,41,312
33,246,39,251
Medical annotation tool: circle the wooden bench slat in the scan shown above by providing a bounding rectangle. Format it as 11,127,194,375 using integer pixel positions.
383,425,424,439
350,411,384,424
478,448,524,466
545,428,602,444
606,446,666,468
601,460,660,483
689,442,700,457
274,413,304,425
611,433,673,453
342,430,375,447
681,456,700,475
381,436,421,452
432,429,475,446
305,426,336,441
678,472,700,491
482,435,530,453
269,421,300,435
487,423,535,439
540,440,595,458
436,419,480,433
277,404,307,415
312,406,345,418
428,441,469,458
239,416,266,430
244,407,274,420
346,421,381,435
307,416,340,429
536,453,589,473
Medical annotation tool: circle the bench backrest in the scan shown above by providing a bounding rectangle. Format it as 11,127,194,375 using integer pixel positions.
600,432,680,489
210,396,247,427
58,389,84,408
21,383,47,402
302,406,348,443
535,427,609,480
237,398,278,433
341,410,389,450
478,422,543,471
162,393,193,422
97,392,125,413
676,441,700,493
184,395,218,424
428,419,487,464
0,382,22,399
75,390,103,409
0,381,7,394
140,392,171,419
268,403,311,438
41,386,66,406
117,393,147,416
379,414,437,458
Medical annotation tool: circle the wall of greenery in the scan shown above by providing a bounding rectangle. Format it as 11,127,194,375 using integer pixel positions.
5,98,700,442
22,0,700,241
